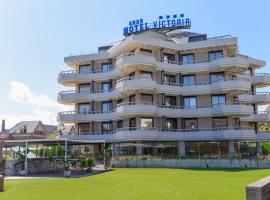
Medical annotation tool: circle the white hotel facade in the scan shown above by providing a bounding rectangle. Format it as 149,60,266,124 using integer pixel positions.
57,27,270,159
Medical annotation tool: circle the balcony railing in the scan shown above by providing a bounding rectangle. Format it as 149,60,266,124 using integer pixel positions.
58,101,252,115
116,75,250,86
59,126,260,141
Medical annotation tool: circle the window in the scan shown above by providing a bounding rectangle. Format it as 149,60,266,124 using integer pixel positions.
117,120,123,128
164,74,176,84
78,103,91,114
163,53,175,63
213,117,228,128
208,50,223,61
78,123,90,134
141,93,153,102
165,118,177,130
102,101,112,112
211,95,226,106
129,118,136,128
183,96,197,108
79,84,91,93
117,99,123,105
182,75,196,85
101,63,113,72
165,96,177,106
184,118,198,130
141,71,153,79
79,64,92,73
188,34,207,42
141,118,153,129
210,72,224,83
102,122,113,132
129,72,135,77
140,48,152,55
129,95,136,103
235,118,240,128
181,54,194,64
102,82,112,92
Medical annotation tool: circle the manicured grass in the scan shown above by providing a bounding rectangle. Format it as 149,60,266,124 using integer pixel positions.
1,168,270,200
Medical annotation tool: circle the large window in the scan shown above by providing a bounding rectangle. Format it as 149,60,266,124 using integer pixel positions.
212,117,228,129
79,84,91,93
102,101,112,112
182,75,196,85
211,95,226,106
164,74,176,84
163,53,175,63
165,118,177,130
141,93,153,102
78,103,91,114
129,118,136,128
181,53,194,64
141,118,153,129
165,96,177,106
184,118,198,130
79,64,92,73
102,122,113,132
101,63,113,72
210,72,224,83
183,96,197,108
78,123,90,134
208,50,223,61
102,82,112,92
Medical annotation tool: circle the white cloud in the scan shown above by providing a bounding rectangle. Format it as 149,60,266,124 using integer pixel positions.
9,81,60,109
0,81,70,128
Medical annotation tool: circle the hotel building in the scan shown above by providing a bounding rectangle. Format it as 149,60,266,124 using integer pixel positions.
57,28,270,159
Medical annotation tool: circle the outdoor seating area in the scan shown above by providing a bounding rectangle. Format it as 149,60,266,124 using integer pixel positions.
3,139,106,177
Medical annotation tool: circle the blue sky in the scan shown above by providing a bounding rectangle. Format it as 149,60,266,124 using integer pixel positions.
0,0,269,128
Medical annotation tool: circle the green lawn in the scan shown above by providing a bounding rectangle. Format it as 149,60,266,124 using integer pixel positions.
1,168,270,200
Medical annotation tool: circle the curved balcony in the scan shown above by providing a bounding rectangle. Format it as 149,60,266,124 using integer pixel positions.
240,111,270,122
238,92,270,104
59,53,264,85
58,77,250,104
116,53,254,74
58,89,121,104
59,127,258,142
58,102,253,123
116,76,251,95
252,73,270,87
58,68,120,86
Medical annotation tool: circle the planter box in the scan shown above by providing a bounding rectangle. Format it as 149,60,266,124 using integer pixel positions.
64,170,71,177
19,170,26,176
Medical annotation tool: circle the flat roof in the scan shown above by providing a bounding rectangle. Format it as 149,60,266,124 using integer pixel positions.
4,138,105,147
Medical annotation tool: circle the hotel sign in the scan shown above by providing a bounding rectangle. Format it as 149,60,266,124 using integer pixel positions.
123,14,191,36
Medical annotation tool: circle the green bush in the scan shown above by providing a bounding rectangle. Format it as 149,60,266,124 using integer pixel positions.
262,142,270,154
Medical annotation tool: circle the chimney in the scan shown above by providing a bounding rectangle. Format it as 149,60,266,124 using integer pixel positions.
1,120,5,134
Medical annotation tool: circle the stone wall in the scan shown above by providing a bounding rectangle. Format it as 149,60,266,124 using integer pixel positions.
112,159,270,169
246,176,270,200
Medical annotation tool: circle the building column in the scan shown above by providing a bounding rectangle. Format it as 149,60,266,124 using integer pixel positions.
228,140,235,158
256,141,262,155
136,142,143,156
178,141,185,157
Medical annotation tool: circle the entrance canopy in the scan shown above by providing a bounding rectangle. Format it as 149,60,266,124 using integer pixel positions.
4,138,105,147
